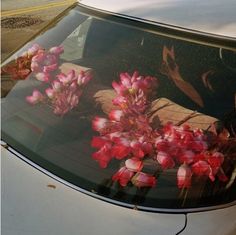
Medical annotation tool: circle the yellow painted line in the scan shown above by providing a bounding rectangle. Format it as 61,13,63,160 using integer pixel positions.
1,0,75,17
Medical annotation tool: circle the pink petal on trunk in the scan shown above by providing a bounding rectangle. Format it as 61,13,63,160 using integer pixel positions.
112,167,134,187
111,145,130,160
43,63,57,73
77,71,92,86
177,163,192,189
191,160,210,176
28,44,41,55
52,80,62,91
92,116,109,132
179,150,195,164
92,145,112,168
26,90,44,105
156,151,175,170
131,172,156,187
45,88,55,99
91,136,108,148
120,73,131,88
125,158,143,172
49,45,64,55
35,72,50,82
109,110,123,121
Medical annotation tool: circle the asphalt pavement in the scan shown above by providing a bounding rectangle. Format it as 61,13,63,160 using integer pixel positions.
1,0,76,61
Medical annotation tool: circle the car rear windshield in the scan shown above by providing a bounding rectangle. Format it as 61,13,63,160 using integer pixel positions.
1,5,236,211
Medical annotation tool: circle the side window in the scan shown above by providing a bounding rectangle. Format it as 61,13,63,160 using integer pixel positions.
61,17,92,61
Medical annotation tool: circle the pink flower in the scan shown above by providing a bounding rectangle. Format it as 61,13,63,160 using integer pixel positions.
113,137,145,159
155,138,170,152
118,72,141,94
31,61,41,72
36,69,91,116
57,70,76,85
91,136,109,148
207,152,224,181
179,150,195,164
111,144,131,160
30,47,60,80
125,158,143,172
31,52,44,63
45,88,55,99
190,140,208,152
156,151,175,170
129,140,145,158
112,81,126,96
109,110,124,121
52,80,61,91
77,71,92,86
91,70,227,190
131,172,156,187
111,72,157,114
92,144,112,168
120,73,132,88
52,91,81,116
191,160,210,176
112,167,134,186
43,63,57,73
142,76,159,91
217,168,228,182
52,96,70,115
207,152,224,168
27,44,41,55
26,90,44,105
49,45,64,55
92,117,109,132
140,141,153,155
25,46,91,116
35,72,50,82
177,163,192,189
112,96,127,107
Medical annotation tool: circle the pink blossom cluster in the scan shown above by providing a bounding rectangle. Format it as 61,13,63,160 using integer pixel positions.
26,44,64,82
26,69,92,115
21,43,43,58
156,123,228,188
112,71,158,114
91,72,227,189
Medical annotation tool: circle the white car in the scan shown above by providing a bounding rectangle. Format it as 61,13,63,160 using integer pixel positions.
1,0,236,234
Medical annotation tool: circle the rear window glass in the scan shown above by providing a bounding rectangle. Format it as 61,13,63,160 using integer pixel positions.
1,5,236,211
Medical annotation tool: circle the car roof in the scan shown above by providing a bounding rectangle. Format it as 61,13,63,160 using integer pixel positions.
78,0,236,39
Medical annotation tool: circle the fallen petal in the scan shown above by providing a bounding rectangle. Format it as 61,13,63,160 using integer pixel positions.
177,163,192,189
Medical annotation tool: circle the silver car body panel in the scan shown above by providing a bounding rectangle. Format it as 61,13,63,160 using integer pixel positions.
1,146,185,235
2,146,236,234
78,0,236,38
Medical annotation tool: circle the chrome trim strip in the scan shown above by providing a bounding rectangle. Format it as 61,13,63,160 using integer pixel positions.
3,144,236,214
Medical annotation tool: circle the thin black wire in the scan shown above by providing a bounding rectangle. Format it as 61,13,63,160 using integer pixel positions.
176,213,187,235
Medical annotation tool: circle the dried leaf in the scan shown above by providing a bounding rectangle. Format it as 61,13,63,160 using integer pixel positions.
163,45,175,63
2,61,31,80
201,70,215,91
173,79,204,107
47,184,56,189
161,46,204,107
209,121,230,141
